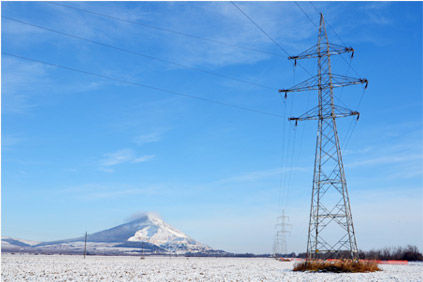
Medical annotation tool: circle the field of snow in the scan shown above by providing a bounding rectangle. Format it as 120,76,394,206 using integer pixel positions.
2,254,422,281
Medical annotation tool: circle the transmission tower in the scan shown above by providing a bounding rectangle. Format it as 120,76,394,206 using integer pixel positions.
279,14,368,261
273,209,291,257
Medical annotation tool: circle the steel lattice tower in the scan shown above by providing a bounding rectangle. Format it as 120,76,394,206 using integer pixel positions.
279,14,368,261
273,209,290,256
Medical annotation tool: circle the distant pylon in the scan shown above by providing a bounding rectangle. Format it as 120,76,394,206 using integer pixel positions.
84,231,87,259
273,209,291,256
279,13,368,261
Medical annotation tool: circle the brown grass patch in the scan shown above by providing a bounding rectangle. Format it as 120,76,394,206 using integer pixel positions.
293,260,381,273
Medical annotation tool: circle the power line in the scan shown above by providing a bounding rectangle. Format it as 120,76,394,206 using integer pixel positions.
308,1,361,78
282,96,295,208
230,1,314,77
227,0,301,210
45,1,285,58
230,2,288,56
304,2,368,151
3,52,284,118
2,16,277,91
294,2,318,28
342,87,367,150
280,67,297,209
285,126,297,207
293,1,365,143
277,96,287,208
308,2,346,46
283,14,364,260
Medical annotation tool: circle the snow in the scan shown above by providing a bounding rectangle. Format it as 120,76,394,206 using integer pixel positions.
2,254,422,281
1,237,40,246
2,213,212,255
125,214,210,252
127,217,189,245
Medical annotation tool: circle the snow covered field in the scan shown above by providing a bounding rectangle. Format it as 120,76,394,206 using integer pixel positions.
2,254,422,281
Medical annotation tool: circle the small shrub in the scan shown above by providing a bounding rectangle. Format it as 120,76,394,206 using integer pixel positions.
293,259,381,273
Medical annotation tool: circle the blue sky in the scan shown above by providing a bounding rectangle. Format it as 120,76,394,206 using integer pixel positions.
2,1,422,254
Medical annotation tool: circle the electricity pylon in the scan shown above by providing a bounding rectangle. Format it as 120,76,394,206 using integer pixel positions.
273,209,290,257
279,13,367,261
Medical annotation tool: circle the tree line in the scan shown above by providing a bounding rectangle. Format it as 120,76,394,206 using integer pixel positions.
358,245,422,261
293,245,422,261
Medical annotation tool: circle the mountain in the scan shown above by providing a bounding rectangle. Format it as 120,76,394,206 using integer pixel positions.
90,213,210,252
2,213,224,256
1,237,40,250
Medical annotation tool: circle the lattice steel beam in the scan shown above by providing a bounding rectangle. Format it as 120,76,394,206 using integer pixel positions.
279,13,367,261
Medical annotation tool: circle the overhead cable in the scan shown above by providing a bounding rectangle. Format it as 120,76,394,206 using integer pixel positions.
3,16,277,91
293,3,363,105
3,52,283,118
45,1,285,58
230,1,313,77
294,2,318,28
308,2,347,46
308,1,361,78
294,2,367,153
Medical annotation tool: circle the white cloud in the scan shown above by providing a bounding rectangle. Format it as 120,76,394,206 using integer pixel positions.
343,146,374,156
125,211,161,222
100,149,134,166
347,154,421,168
134,129,168,145
132,155,155,163
62,183,160,200
84,188,153,200
219,166,307,183
2,19,46,36
1,57,51,114
134,133,161,145
129,1,317,68
344,123,422,180
359,2,393,25
98,149,155,171
1,55,116,114
2,1,319,108
98,167,115,173
41,1,154,45
1,135,23,149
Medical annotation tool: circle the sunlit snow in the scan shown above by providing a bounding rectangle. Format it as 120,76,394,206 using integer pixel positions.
2,254,422,282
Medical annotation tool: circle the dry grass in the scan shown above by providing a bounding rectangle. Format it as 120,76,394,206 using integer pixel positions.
293,259,381,273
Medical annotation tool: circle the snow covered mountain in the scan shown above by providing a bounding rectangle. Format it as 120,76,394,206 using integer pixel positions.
83,212,212,253
1,237,40,250
126,213,210,252
2,213,223,255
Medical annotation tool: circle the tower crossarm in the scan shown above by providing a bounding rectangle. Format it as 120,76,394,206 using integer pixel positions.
279,74,367,95
288,43,354,63
288,105,359,124
279,12,362,261
276,222,292,227
277,229,291,234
